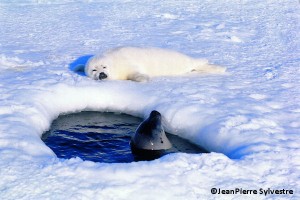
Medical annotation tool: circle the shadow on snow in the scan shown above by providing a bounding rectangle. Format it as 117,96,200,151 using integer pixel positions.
69,55,93,76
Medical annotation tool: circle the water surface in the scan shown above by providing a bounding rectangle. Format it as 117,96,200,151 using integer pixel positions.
42,111,206,162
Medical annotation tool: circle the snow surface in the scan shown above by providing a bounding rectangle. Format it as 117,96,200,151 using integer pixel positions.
0,0,299,199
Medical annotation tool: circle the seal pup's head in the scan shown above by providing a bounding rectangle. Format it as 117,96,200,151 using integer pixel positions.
85,55,111,80
130,110,172,153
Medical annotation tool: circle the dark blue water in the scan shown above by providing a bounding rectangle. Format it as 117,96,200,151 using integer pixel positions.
42,112,206,163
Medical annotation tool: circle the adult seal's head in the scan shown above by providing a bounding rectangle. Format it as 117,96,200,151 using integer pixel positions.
130,110,172,152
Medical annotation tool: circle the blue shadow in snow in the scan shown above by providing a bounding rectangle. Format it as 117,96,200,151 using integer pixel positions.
69,55,93,76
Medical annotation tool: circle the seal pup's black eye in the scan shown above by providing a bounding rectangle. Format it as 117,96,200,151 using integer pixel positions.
92,69,97,72
103,66,106,69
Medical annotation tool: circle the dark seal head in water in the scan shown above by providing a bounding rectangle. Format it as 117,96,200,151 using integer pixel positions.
130,110,172,160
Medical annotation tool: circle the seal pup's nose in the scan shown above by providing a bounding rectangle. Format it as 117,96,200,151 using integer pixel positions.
99,72,107,80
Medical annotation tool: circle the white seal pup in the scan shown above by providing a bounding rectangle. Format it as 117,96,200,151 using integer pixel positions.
85,47,226,82
130,110,172,152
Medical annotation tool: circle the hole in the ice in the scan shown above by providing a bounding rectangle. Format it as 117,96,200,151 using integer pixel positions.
42,111,207,163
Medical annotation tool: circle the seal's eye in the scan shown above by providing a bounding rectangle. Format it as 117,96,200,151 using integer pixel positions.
103,66,106,69
92,69,97,72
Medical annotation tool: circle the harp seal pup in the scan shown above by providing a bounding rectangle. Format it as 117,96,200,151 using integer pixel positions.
85,47,226,82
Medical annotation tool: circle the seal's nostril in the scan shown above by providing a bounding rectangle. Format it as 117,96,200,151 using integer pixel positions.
99,72,107,80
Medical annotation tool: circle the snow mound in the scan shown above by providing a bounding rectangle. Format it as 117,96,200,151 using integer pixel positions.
0,54,44,70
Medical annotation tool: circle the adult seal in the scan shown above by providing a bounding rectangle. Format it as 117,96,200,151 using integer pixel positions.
130,111,172,159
